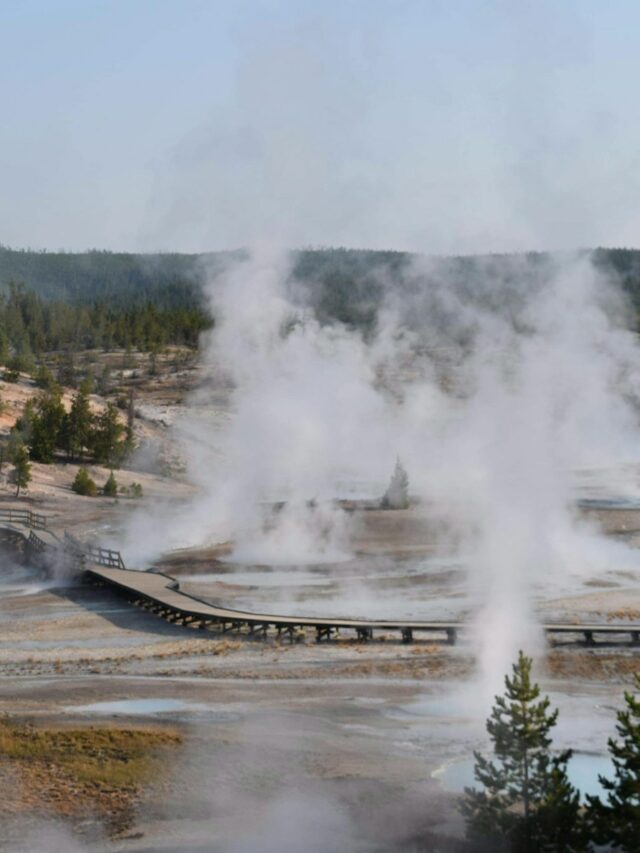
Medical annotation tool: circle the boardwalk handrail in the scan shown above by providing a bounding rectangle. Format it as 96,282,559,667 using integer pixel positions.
63,531,126,570
0,508,47,531
27,529,49,555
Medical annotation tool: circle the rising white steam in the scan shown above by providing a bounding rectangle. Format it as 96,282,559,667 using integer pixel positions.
123,248,640,695
396,253,640,694
183,246,391,565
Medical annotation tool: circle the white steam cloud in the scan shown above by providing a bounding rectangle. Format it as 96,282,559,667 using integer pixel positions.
123,247,640,693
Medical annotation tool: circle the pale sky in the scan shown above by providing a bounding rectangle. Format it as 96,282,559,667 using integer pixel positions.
2,0,640,255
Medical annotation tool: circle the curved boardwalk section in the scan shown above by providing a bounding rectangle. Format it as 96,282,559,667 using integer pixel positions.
1,509,639,646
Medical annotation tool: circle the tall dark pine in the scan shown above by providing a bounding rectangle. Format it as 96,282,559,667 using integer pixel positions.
586,674,640,851
461,651,582,852
92,403,124,468
11,444,31,497
64,380,94,460
29,388,66,463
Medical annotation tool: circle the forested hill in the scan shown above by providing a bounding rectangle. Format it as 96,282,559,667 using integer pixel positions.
1,246,640,354
3,244,640,307
0,246,221,308
0,245,411,310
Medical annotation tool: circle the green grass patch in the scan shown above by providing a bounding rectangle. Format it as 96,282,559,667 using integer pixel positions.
0,717,181,791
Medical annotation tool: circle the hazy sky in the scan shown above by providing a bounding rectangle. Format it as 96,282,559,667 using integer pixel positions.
2,0,640,254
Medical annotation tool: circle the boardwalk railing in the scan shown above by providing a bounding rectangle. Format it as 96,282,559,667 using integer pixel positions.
0,509,125,570
0,508,48,531
27,529,49,556
63,531,126,570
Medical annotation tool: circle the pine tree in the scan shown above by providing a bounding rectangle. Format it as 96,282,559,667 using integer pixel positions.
92,403,125,468
381,458,409,509
585,674,640,850
71,467,97,497
12,398,36,446
103,470,118,497
0,329,9,365
34,363,55,390
3,357,21,383
11,443,31,497
96,363,111,396
29,388,66,463
461,651,582,852
56,350,76,388
64,379,94,460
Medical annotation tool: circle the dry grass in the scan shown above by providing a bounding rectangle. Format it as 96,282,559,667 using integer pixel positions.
0,719,179,788
0,717,182,839
607,608,640,621
546,651,640,682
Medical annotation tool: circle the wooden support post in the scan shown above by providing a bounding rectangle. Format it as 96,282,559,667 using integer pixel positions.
401,628,413,644
584,630,595,646
446,627,457,645
631,631,639,645
356,627,372,642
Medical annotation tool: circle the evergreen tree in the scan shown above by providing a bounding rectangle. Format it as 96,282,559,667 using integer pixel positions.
0,435,9,476
96,363,111,396
92,403,125,467
29,388,66,463
12,398,36,446
461,651,582,852
11,443,31,497
34,363,55,390
585,674,640,851
63,379,94,460
56,351,76,388
381,458,410,509
103,470,118,497
71,467,97,497
3,356,21,383
0,329,9,364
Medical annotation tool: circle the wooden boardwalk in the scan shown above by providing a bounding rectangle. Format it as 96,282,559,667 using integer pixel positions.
2,509,640,646
85,563,640,646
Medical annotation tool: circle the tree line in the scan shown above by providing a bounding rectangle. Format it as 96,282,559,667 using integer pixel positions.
0,282,208,359
5,247,640,349
461,651,639,852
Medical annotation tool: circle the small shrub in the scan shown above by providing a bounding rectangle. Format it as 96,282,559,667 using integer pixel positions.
103,471,118,497
130,481,143,498
72,467,97,497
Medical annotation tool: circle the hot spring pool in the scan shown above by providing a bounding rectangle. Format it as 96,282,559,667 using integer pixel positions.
434,752,614,801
